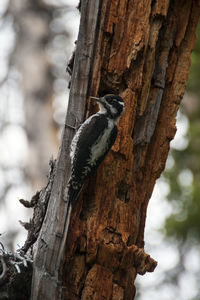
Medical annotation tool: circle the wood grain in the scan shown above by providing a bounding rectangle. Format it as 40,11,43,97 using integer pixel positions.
30,0,200,299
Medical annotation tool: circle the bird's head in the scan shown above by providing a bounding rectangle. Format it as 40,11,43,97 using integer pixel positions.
91,94,125,122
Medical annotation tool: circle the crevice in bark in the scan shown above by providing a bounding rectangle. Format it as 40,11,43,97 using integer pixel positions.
24,0,200,299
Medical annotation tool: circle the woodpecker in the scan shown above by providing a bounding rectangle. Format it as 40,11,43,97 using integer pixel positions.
67,94,125,205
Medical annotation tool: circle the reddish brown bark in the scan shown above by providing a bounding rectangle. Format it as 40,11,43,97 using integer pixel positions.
29,0,200,299
63,0,200,299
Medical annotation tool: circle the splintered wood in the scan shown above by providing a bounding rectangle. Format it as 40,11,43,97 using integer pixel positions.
63,0,200,299
30,0,200,299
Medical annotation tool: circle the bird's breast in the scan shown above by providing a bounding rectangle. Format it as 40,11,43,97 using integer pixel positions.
88,119,115,165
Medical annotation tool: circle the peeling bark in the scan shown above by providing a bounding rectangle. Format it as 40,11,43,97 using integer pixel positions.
30,0,200,299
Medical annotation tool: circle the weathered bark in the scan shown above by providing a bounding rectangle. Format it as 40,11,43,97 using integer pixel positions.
31,2,102,299
30,0,200,299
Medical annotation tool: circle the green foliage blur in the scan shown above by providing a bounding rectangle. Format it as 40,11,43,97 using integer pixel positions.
165,21,200,243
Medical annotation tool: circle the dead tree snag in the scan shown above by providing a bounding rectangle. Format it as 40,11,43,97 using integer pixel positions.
30,1,200,299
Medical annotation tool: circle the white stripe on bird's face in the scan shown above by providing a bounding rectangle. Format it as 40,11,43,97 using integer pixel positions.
98,103,107,114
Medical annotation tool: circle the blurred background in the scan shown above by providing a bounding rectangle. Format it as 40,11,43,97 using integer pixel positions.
0,0,79,249
0,1,199,299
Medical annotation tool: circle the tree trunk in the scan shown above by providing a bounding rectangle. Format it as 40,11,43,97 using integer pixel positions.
10,0,59,190
30,0,200,299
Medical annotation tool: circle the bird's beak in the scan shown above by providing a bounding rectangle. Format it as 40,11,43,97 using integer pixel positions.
90,96,104,104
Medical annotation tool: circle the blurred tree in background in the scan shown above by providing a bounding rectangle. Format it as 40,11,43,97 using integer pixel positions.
163,21,200,298
166,22,200,240
0,0,199,299
0,0,79,250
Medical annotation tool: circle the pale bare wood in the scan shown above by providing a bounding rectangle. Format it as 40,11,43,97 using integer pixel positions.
30,1,102,299
30,0,200,299
62,1,200,299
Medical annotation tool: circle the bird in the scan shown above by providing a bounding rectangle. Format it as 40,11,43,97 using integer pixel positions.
67,94,125,205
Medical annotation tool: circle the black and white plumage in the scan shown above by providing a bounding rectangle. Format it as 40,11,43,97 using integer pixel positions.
67,94,125,205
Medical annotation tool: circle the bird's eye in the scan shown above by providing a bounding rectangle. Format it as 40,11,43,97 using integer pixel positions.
106,97,114,104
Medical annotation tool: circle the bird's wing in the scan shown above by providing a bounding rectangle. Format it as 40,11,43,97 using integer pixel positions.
70,114,117,184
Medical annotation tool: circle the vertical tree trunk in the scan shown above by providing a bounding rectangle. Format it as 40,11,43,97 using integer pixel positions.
31,0,200,299
10,0,58,189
